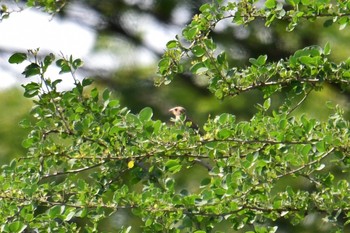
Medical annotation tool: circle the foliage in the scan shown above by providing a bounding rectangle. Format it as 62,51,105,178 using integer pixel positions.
2,0,350,232
0,89,32,164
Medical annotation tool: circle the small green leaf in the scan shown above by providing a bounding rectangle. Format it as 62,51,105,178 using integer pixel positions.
200,178,211,187
338,16,348,30
265,0,276,9
8,53,27,64
165,159,182,173
19,118,31,128
315,163,325,171
73,58,84,69
257,55,268,66
218,113,232,124
199,3,211,12
22,82,40,98
217,52,227,65
139,107,153,122
323,19,333,27
63,209,76,221
190,62,208,74
263,98,271,110
298,56,318,65
44,53,55,67
217,129,231,139
316,141,325,152
108,99,120,107
301,0,311,5
49,205,65,218
324,42,331,55
249,55,267,67
22,63,41,77
22,137,35,148
158,57,171,75
82,78,93,86
102,89,110,101
166,40,178,49
301,144,312,156
183,26,199,40
56,59,71,73
8,221,27,233
192,45,206,57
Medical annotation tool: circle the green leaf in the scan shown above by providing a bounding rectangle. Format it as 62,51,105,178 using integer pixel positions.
56,59,71,73
217,129,231,139
200,178,211,187
108,99,120,107
218,113,233,124
315,163,325,171
257,55,268,65
324,42,331,55
19,118,31,128
265,0,276,9
22,138,34,148
192,45,206,57
158,57,171,75
323,19,333,27
298,56,318,65
166,40,178,49
338,16,348,30
102,89,110,101
22,63,41,77
165,159,182,173
249,55,267,67
22,82,40,98
145,218,153,227
190,62,208,74
183,26,199,40
199,3,211,12
82,78,93,86
301,0,311,5
8,221,27,233
43,53,55,67
139,107,153,122
263,98,271,110
73,58,84,69
63,208,76,221
49,205,65,218
316,141,325,152
217,52,227,65
8,53,27,64
301,144,312,156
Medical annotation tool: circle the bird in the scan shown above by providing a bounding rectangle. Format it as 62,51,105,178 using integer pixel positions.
168,106,199,131
168,106,212,171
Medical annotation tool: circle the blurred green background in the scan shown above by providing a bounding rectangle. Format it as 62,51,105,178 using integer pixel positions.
1,0,350,232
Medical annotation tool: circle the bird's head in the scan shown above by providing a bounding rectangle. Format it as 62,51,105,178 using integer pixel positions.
169,106,186,120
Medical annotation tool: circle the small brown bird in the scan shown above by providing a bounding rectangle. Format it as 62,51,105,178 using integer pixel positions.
168,106,199,131
168,106,212,171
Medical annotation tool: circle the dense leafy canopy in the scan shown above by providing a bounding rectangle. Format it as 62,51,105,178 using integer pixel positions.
2,0,350,232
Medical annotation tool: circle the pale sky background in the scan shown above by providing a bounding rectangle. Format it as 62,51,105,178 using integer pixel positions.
0,3,183,90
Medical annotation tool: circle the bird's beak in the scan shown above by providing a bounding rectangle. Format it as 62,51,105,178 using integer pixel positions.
168,108,174,113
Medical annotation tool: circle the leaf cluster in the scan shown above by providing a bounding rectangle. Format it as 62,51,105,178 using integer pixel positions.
2,0,350,232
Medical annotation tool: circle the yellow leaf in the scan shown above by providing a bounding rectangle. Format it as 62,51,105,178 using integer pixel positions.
128,160,135,169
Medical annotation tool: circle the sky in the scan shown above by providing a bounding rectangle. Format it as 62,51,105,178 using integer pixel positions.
0,3,181,90
0,7,95,89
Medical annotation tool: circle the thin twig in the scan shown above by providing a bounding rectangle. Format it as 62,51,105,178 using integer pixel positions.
41,161,109,179
277,147,334,179
287,88,313,115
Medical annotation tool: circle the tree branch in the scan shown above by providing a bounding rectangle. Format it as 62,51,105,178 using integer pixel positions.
277,147,335,179
41,161,109,179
